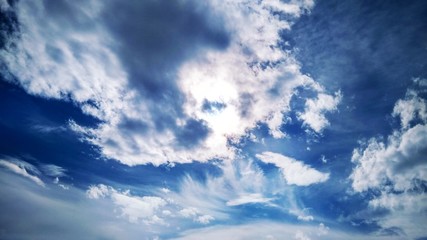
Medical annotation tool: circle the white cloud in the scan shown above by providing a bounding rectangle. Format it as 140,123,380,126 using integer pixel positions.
87,184,111,199
161,187,171,194
167,159,269,221
349,86,427,238
0,159,44,186
86,160,277,228
289,206,315,222
179,207,215,224
172,221,391,240
32,124,67,133
111,192,164,225
392,89,426,129
350,124,427,192
368,193,427,238
317,223,329,236
295,231,311,240
0,169,402,240
0,170,179,239
0,0,126,118
298,91,342,133
164,157,323,225
226,193,273,207
41,164,67,177
297,215,314,222
162,210,172,216
0,158,69,188
87,184,167,224
0,0,339,166
256,152,329,186
177,0,322,148
196,214,215,224
87,182,222,227
369,192,427,213
179,207,199,218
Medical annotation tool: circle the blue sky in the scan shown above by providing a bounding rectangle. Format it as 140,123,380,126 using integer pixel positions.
1,0,427,239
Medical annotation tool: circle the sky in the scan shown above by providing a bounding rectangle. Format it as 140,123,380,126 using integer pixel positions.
0,0,427,239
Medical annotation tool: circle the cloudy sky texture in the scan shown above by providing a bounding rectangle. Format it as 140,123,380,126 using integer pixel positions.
0,0,427,239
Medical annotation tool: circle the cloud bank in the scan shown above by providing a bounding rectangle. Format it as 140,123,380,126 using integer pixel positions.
1,0,341,166
349,80,427,238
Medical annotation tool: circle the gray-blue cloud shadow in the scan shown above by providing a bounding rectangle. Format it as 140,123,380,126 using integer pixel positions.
101,0,230,149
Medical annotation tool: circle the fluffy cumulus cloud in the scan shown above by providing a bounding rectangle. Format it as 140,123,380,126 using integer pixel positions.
297,91,342,133
349,82,427,238
256,152,329,186
350,124,427,192
0,0,340,166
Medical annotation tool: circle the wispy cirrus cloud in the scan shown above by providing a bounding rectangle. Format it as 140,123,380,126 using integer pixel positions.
0,167,169,239
256,152,329,186
0,156,69,188
172,221,390,240
0,158,44,186
41,164,67,178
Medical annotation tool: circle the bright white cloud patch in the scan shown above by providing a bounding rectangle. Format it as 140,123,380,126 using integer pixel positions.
350,124,427,192
0,0,340,166
298,91,342,133
256,152,329,186
178,0,321,145
226,193,273,207
296,214,314,222
392,88,427,129
349,83,427,238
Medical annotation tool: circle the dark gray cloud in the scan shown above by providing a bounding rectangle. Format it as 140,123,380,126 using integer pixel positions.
175,118,210,148
103,0,229,96
101,0,229,147
25,0,230,148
